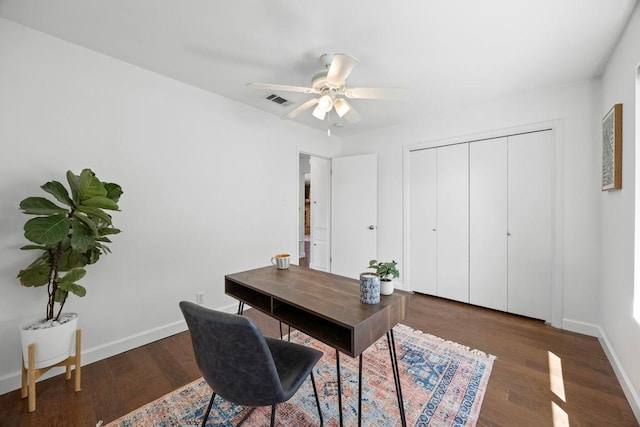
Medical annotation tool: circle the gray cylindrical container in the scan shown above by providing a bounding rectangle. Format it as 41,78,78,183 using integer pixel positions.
359,272,381,304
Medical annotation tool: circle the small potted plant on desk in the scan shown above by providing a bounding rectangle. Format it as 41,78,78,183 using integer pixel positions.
368,260,399,295
16,168,122,411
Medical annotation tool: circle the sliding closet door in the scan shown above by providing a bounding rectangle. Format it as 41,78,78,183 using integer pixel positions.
469,138,508,311
436,144,469,303
507,131,553,320
408,149,437,295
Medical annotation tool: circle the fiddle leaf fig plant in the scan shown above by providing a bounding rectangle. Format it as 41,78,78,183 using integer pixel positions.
368,260,399,281
18,169,123,321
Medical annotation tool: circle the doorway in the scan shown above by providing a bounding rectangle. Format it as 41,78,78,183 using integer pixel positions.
298,153,331,271
299,154,311,267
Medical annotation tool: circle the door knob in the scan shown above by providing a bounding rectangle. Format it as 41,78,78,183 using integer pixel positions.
369,225,375,230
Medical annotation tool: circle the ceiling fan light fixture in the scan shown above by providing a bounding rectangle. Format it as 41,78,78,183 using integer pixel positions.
333,98,350,117
317,94,333,113
312,105,327,120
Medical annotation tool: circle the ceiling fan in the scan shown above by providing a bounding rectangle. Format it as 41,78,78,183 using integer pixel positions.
247,53,406,125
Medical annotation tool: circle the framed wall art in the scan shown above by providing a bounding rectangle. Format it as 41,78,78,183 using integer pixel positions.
602,103,622,191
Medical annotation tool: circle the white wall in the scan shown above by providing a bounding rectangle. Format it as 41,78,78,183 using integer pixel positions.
339,13,640,410
0,18,339,394
341,79,602,330
599,3,640,420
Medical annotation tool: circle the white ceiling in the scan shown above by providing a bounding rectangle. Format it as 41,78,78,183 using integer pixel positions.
0,0,636,137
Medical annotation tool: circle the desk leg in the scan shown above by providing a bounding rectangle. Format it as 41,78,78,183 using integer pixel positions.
336,349,343,427
279,322,292,341
237,301,244,315
387,329,407,427
358,353,363,427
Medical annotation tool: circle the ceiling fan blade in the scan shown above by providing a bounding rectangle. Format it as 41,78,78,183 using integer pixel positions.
247,82,316,94
344,87,408,100
326,53,358,86
281,98,319,120
342,102,362,124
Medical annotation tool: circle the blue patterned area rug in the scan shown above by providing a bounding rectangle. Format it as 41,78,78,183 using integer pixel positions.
105,324,495,426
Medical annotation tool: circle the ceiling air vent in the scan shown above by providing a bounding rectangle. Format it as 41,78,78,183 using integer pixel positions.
265,93,292,107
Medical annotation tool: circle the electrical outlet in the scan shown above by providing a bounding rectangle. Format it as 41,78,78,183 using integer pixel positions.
196,291,205,305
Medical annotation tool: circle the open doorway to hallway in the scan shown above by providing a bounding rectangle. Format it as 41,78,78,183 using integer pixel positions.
299,154,311,267
298,153,331,271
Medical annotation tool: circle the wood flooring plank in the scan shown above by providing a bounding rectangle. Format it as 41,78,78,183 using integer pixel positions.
0,292,637,426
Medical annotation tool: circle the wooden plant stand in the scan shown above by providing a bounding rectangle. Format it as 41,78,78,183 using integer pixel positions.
21,329,82,412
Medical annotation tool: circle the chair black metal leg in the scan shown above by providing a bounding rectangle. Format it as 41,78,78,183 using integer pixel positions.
270,403,276,427
358,353,363,427
310,371,323,426
201,392,216,427
387,330,407,427
336,349,343,427
237,301,244,315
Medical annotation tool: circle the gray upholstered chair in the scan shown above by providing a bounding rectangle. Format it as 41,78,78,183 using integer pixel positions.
179,301,323,426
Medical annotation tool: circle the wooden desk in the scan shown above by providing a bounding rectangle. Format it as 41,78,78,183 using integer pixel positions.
225,264,410,426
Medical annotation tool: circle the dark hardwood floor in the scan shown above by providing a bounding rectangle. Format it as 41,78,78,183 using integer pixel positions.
1,293,637,426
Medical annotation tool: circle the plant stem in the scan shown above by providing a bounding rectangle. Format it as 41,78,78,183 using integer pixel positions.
47,242,63,321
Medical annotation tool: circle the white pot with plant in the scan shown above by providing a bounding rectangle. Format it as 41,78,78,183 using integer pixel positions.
17,169,122,369
368,260,399,296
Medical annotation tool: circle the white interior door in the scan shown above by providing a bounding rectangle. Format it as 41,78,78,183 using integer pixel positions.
408,149,437,295
331,153,378,279
309,156,331,271
469,138,508,311
436,144,469,303
508,131,553,321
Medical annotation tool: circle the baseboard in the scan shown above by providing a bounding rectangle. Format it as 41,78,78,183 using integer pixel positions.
561,317,600,337
0,301,240,395
562,317,640,422
597,327,640,423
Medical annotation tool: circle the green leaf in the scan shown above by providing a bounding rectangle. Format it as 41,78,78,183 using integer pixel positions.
73,212,99,236
104,182,123,203
71,218,95,252
23,252,50,269
76,205,112,224
88,249,101,263
58,267,86,284
54,288,69,303
58,282,86,298
79,169,107,200
41,180,74,208
24,215,70,245
94,243,111,255
99,227,121,236
20,244,48,250
58,246,89,271
18,264,51,287
81,196,119,210
19,197,68,215
66,171,81,206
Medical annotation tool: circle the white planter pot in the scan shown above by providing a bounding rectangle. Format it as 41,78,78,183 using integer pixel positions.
20,313,78,369
380,279,394,295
